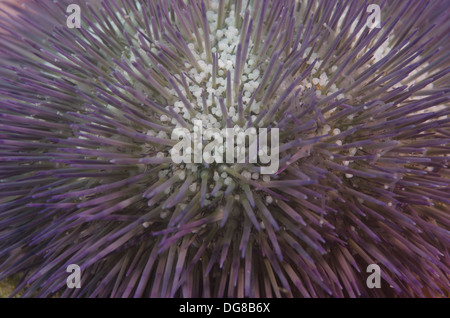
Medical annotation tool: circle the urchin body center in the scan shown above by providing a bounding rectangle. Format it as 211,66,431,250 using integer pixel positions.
140,4,278,189
131,3,344,203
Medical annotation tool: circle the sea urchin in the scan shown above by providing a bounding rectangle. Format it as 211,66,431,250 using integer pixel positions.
0,0,449,298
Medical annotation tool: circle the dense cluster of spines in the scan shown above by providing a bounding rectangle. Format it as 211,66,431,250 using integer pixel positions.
0,0,449,297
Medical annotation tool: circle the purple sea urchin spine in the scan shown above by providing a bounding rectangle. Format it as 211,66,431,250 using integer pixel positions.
0,0,449,298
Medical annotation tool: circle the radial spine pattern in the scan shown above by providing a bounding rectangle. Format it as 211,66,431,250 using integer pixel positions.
0,0,449,297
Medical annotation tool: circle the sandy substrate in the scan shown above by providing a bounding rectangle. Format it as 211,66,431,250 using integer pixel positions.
0,276,21,298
